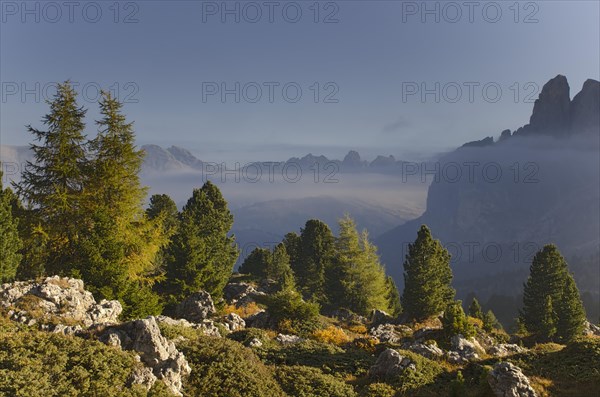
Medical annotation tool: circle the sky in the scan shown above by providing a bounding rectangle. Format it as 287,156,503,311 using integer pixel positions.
1,0,599,163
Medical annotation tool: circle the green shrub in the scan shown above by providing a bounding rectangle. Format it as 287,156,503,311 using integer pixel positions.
274,365,357,397
359,383,396,397
259,339,374,377
0,316,171,397
259,288,321,334
178,335,286,397
227,328,273,346
156,322,206,341
442,301,475,339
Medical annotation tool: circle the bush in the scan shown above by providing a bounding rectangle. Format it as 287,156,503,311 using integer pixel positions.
178,335,286,397
259,288,321,334
274,365,357,397
259,339,374,377
223,302,262,318
359,383,396,397
312,326,351,346
227,328,272,346
0,316,170,397
442,301,475,339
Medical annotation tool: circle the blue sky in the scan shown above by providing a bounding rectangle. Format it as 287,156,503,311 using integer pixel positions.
1,0,599,162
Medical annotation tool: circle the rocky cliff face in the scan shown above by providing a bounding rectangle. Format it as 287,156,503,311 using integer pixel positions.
376,75,600,321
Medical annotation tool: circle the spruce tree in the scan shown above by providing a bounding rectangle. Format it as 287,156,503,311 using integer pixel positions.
402,225,455,320
296,219,335,304
147,194,179,233
0,172,22,283
520,244,585,342
468,298,484,320
333,215,390,315
165,181,238,302
15,81,87,276
556,273,586,342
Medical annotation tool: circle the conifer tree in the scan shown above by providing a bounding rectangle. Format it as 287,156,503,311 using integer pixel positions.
147,194,179,233
296,219,335,304
239,247,270,279
0,172,22,283
402,225,455,320
165,182,238,302
333,215,390,315
266,243,296,291
556,273,586,342
520,244,585,342
385,276,402,316
80,91,166,317
15,81,87,276
468,297,484,320
482,309,501,333
442,300,475,338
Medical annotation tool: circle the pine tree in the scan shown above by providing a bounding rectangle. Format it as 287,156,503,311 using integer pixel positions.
468,298,483,320
165,181,238,302
402,225,455,321
79,91,166,318
15,81,87,276
332,215,390,315
556,273,586,342
520,244,585,342
296,219,335,305
0,172,22,283
442,300,475,338
239,247,270,279
482,310,501,333
147,194,179,233
385,276,402,316
266,243,296,291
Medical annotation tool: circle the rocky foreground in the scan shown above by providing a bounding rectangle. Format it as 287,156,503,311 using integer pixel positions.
1,276,599,397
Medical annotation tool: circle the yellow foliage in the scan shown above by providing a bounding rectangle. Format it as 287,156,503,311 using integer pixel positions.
346,324,368,335
352,337,377,352
223,302,262,318
312,326,350,346
467,316,484,329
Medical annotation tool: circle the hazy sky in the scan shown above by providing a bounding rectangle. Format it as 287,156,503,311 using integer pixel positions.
1,0,599,162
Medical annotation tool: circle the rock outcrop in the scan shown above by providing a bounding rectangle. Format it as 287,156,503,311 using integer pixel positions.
154,315,221,338
487,362,537,397
224,313,245,331
100,316,191,396
448,334,482,364
175,291,216,322
369,348,415,379
487,344,526,357
402,341,444,359
0,276,122,327
275,333,304,345
369,323,412,344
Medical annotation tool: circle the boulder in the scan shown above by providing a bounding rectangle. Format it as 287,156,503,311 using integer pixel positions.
330,308,367,324
402,341,444,359
100,316,191,396
224,313,245,331
245,310,270,329
154,315,221,338
369,348,415,379
487,344,526,357
369,323,411,344
275,333,304,345
583,320,600,336
448,334,482,363
223,282,261,306
247,337,263,348
370,309,393,326
128,365,157,391
0,276,122,327
175,291,216,322
487,362,537,397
